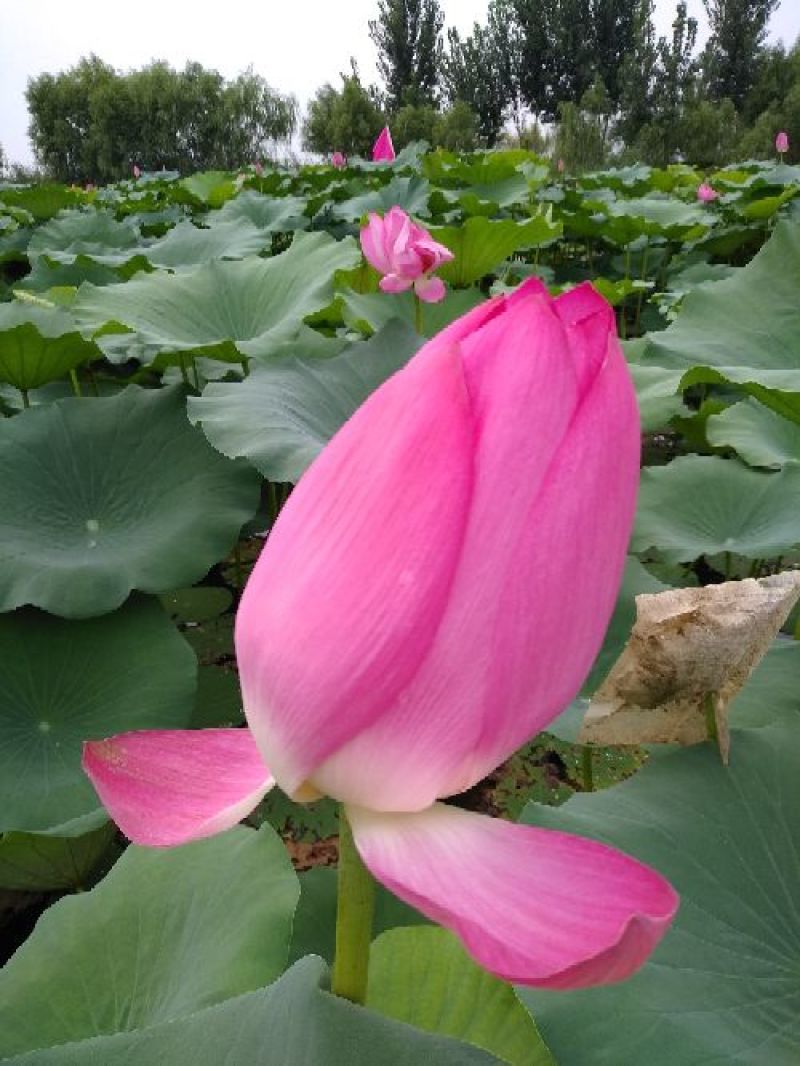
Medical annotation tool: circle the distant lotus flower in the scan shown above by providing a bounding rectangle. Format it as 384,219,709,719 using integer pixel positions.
132,165,141,179
372,125,395,162
360,205,454,303
84,277,678,990
776,130,789,155
697,182,718,203
331,151,347,169
254,161,263,176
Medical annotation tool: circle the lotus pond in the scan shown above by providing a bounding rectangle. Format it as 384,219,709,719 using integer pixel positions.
1,146,800,1064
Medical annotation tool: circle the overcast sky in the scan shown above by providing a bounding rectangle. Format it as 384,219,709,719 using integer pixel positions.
2,1,799,165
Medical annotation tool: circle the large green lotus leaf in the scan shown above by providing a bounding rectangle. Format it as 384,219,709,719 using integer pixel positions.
0,596,196,833
430,216,562,287
0,825,299,1059
330,175,432,220
518,720,800,1064
0,956,500,1066
627,362,687,431
341,285,485,337
605,196,712,239
15,255,124,293
189,320,421,482
73,231,359,360
142,218,270,269
213,189,309,232
287,865,429,968
645,220,800,380
706,398,800,467
0,304,101,390
26,209,141,265
632,454,800,562
368,927,554,1066
0,184,85,221
177,171,239,207
728,637,800,729
0,386,260,617
0,821,120,891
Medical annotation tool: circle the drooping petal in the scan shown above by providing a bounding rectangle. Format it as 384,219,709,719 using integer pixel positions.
236,335,476,798
349,803,678,989
82,729,273,847
312,284,639,809
414,275,447,303
380,273,414,294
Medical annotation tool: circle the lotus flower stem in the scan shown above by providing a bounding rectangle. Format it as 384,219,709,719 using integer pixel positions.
69,368,83,398
19,387,30,409
332,807,376,1004
581,745,594,792
414,293,424,335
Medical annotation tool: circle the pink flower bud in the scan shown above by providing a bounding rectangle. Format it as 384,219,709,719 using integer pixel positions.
697,182,718,203
331,151,346,169
776,130,789,154
132,164,141,179
372,125,395,162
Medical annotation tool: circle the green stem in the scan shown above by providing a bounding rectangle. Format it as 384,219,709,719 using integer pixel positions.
69,368,83,398
414,293,424,336
581,746,594,792
704,692,718,744
19,387,30,409
191,357,201,392
332,808,376,1005
178,355,190,387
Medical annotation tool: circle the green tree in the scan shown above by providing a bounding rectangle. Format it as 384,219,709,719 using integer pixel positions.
303,68,385,157
392,103,440,146
615,0,659,145
440,24,508,145
701,0,780,109
436,101,479,151
368,0,444,110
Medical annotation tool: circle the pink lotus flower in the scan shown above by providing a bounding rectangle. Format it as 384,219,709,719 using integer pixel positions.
696,182,718,203
84,279,678,989
776,130,789,155
254,161,263,176
360,206,454,303
372,125,395,162
132,164,141,180
331,151,347,169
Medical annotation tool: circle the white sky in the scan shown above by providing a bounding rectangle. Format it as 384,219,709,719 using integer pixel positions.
2,0,799,165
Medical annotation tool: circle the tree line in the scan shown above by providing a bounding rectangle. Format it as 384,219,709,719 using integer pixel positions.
305,0,798,169
3,0,797,182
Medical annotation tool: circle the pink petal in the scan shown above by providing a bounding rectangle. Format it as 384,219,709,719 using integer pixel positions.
379,273,414,294
360,213,392,275
372,125,395,162
414,275,447,303
349,803,678,989
312,284,639,809
236,337,475,798
82,729,274,847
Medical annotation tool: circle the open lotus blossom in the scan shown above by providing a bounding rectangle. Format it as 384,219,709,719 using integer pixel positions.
360,205,454,303
697,182,718,203
372,125,395,162
84,278,678,990
331,151,347,169
776,130,789,155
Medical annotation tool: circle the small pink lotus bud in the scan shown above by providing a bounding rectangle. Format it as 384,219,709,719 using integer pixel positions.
372,125,395,162
697,182,718,203
331,151,346,169
132,165,141,179
776,131,789,155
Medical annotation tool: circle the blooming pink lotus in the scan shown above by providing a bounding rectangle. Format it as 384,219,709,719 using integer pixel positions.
84,278,678,989
776,130,789,155
361,206,454,303
331,151,347,169
372,125,395,162
696,182,718,203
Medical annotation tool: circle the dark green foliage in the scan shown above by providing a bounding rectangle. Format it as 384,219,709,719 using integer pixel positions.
701,0,780,109
441,25,507,146
26,58,297,184
368,0,445,110
302,70,385,157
